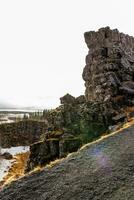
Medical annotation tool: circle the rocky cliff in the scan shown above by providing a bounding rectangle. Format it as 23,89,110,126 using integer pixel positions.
83,27,134,121
0,120,47,148
1,27,134,199
26,137,82,172
25,27,134,172
26,93,108,172
2,27,134,176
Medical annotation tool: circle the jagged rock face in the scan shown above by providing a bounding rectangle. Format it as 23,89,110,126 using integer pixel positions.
60,94,86,105
60,93,76,104
75,95,86,104
83,27,134,104
26,137,82,172
26,28,134,173
26,100,107,172
0,120,47,148
26,139,59,172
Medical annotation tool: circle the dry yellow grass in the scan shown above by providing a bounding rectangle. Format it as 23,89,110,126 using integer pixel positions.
0,152,30,187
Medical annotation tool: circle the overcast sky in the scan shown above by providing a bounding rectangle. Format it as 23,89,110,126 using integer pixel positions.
0,0,134,108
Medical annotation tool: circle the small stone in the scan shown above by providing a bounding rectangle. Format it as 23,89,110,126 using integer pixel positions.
2,152,13,160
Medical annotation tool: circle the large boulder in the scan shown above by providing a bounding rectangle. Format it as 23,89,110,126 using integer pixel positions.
60,93,76,104
26,139,59,172
26,136,82,172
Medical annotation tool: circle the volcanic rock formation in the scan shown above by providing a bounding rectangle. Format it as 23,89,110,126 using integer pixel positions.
83,27,134,102
0,120,47,148
25,27,134,172
2,27,134,199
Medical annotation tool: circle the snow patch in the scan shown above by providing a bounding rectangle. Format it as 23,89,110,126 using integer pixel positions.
1,146,29,156
0,146,29,182
0,159,13,182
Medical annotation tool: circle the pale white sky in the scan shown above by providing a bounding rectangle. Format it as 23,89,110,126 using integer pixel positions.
0,0,134,108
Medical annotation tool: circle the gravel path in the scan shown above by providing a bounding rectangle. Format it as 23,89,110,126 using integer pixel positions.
0,125,134,200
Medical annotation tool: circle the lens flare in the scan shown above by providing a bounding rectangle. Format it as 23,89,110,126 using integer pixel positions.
90,144,112,173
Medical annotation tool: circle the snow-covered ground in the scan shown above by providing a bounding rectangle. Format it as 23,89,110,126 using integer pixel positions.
0,146,29,182
0,159,13,182
1,146,29,156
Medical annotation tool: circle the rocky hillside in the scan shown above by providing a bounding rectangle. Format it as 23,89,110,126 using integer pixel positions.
1,124,134,200
25,27,134,172
1,27,134,199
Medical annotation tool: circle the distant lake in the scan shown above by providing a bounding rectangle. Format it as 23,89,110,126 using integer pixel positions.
0,108,43,124
0,108,43,113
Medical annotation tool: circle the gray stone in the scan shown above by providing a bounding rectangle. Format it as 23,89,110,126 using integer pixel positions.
2,152,13,160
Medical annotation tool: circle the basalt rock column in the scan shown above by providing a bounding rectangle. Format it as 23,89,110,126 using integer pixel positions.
83,27,134,105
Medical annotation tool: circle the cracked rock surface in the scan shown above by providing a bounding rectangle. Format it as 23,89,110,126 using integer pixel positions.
83,27,134,105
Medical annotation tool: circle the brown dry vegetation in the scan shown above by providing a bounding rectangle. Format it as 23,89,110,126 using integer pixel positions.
0,152,30,187
126,106,134,112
